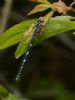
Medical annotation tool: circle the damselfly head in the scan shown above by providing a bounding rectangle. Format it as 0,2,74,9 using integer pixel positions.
37,18,44,24
31,18,44,37
34,18,44,33
37,18,44,27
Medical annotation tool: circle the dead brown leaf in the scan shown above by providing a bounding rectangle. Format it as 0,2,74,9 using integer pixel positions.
29,0,48,3
52,0,71,14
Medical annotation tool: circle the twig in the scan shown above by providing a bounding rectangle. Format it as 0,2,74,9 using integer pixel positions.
1,0,13,34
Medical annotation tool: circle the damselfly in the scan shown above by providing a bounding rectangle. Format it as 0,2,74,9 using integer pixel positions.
16,18,44,81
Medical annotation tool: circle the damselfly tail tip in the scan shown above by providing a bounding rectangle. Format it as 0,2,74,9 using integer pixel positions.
15,75,20,81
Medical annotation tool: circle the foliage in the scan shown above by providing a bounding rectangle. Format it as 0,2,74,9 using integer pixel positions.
0,82,75,100
0,16,75,59
0,0,75,100
0,85,29,100
0,85,8,97
0,0,75,59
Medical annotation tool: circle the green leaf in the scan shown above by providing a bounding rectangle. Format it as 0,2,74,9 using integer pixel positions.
3,94,28,100
15,39,31,59
4,94,19,100
0,85,8,97
35,16,75,44
15,16,75,58
0,19,35,49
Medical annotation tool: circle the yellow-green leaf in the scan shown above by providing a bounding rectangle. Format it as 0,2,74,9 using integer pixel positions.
0,20,35,49
0,85,8,97
15,38,31,59
15,16,75,58
28,4,50,15
35,16,75,44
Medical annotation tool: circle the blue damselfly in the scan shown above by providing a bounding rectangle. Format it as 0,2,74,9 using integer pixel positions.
16,18,44,81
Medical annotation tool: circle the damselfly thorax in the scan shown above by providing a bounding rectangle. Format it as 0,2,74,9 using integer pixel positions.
15,18,44,81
